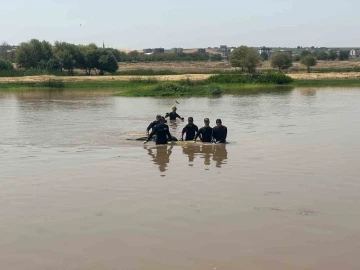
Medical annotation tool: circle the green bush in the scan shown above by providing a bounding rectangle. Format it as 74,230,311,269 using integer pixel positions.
206,73,293,85
206,84,222,95
40,79,65,88
153,82,190,94
0,59,14,71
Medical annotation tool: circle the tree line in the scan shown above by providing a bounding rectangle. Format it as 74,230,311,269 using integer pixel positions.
0,39,224,73
229,46,319,73
11,39,119,75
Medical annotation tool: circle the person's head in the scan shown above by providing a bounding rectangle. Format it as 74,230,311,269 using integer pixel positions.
156,114,161,121
204,118,210,127
188,117,193,124
172,106,177,112
159,116,166,123
216,119,222,127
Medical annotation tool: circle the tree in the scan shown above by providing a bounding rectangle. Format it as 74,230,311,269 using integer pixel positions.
82,44,100,74
97,50,118,74
328,50,338,61
15,39,53,69
260,52,269,61
53,41,86,73
229,46,248,71
316,50,328,60
270,52,292,71
339,50,350,61
301,55,317,73
210,53,222,61
46,57,61,71
300,50,312,59
230,46,261,73
244,49,261,73
57,50,75,75
0,58,13,70
293,55,301,62
107,48,122,62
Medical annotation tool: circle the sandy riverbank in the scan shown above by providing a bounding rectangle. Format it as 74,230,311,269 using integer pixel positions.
1,72,360,83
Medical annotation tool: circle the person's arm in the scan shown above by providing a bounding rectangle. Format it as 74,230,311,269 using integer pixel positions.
167,129,173,141
212,128,217,143
176,113,184,120
181,126,186,141
165,112,170,119
194,128,201,141
222,127,228,143
144,128,156,144
146,122,154,134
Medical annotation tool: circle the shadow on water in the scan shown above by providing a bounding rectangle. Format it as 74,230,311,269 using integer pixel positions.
144,144,228,173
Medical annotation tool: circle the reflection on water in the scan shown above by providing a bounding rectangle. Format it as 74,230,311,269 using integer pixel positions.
144,144,227,172
144,145,173,172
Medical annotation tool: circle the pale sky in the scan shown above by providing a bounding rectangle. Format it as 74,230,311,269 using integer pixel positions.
1,0,359,49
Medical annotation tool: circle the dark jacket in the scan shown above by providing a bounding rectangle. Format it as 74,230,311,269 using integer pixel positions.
212,125,227,143
195,126,213,142
166,112,181,120
147,123,172,144
182,124,199,141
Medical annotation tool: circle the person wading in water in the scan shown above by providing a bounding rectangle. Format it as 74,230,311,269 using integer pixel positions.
146,114,165,135
194,118,213,143
212,119,227,143
144,117,173,145
165,107,184,121
181,117,199,141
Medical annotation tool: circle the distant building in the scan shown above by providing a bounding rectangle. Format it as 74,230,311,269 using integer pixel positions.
350,49,360,58
258,46,272,58
170,48,184,54
198,48,206,54
218,45,231,57
143,48,153,54
153,48,165,54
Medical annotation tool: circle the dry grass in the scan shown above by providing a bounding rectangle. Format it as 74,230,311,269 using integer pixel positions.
119,60,360,73
119,61,233,73
0,74,213,83
2,72,360,83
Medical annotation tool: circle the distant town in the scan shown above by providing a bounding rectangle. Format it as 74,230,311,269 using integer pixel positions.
2,42,360,62
136,45,360,60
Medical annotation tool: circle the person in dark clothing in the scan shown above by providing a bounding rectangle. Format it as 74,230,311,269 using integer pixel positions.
144,117,173,145
165,107,184,121
146,114,162,135
181,117,199,141
194,118,213,143
212,119,227,143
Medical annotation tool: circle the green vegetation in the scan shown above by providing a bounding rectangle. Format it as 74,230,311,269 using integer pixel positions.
260,52,269,61
270,52,293,71
301,55,317,73
339,50,350,61
206,73,293,85
229,46,261,73
293,79,360,87
0,59,13,71
14,39,119,75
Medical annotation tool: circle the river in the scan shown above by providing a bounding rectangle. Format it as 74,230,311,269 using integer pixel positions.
0,87,360,270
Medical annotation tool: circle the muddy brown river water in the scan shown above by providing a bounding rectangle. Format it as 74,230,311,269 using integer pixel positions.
1,87,360,270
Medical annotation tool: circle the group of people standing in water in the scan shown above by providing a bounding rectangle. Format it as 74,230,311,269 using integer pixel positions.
143,106,228,145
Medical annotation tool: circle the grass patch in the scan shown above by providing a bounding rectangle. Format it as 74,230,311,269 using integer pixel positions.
116,69,179,76
292,79,360,87
206,73,293,85
117,81,222,97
